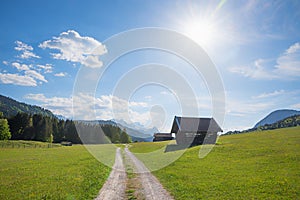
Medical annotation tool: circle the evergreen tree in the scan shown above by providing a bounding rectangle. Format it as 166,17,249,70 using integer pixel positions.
120,128,131,143
64,120,81,144
9,112,31,140
0,118,11,140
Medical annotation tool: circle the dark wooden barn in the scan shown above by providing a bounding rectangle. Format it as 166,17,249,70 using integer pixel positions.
171,116,222,146
153,133,174,142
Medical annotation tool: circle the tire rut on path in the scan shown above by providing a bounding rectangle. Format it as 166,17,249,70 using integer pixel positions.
95,148,126,200
124,147,174,200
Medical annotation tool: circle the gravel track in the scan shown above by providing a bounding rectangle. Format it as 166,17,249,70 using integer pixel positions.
95,148,127,200
96,147,173,200
124,147,173,200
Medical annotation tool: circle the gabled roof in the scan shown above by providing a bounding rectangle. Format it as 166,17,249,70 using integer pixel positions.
171,116,223,133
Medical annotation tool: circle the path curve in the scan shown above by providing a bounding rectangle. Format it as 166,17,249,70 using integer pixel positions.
124,147,173,200
95,148,126,200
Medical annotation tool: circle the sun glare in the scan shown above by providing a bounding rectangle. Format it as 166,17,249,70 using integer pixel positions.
184,19,218,48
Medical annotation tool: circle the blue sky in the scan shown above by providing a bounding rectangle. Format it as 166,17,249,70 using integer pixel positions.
0,0,300,132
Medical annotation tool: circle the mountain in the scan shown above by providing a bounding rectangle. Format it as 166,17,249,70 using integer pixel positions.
225,114,300,135
256,114,300,130
0,94,55,118
79,119,156,142
112,119,158,142
254,109,300,128
80,119,118,126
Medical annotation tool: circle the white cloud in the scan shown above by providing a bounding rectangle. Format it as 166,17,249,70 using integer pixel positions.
25,70,47,83
54,72,67,77
12,62,31,71
39,30,107,68
274,42,300,77
291,103,300,110
229,42,300,80
228,59,278,80
252,90,285,99
2,61,8,65
286,42,300,54
15,41,33,51
25,93,150,125
15,41,40,59
0,73,37,86
226,98,274,117
25,93,72,116
144,95,152,100
37,64,53,73
0,62,48,86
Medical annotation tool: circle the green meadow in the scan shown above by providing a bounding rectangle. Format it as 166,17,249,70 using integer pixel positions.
130,127,300,199
0,142,111,200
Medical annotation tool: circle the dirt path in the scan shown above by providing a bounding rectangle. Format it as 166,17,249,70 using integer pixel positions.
95,148,127,200
96,147,173,200
124,147,173,200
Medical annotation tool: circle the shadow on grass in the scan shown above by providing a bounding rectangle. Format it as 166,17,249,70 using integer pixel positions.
164,144,191,152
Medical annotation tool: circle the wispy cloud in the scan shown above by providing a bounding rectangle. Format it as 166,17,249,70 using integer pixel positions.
0,73,37,86
25,70,47,83
39,30,107,68
274,42,300,77
252,89,285,99
226,98,274,117
54,72,67,77
12,62,31,71
0,62,47,86
15,41,40,59
229,42,300,80
37,64,53,74
291,103,300,110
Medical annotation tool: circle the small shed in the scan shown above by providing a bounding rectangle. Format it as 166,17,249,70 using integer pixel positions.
61,141,72,146
153,133,174,142
171,116,222,146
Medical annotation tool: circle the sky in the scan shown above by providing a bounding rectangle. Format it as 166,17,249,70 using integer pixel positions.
0,0,300,132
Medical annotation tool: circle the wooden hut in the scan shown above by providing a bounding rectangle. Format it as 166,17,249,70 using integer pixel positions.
171,116,222,146
153,133,174,142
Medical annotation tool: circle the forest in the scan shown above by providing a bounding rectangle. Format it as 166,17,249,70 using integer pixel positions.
0,112,131,144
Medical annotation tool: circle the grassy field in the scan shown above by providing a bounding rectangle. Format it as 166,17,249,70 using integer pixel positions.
0,140,62,148
129,141,171,153
130,127,300,199
0,141,111,200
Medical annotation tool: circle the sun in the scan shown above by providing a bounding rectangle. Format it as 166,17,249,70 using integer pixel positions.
183,18,219,48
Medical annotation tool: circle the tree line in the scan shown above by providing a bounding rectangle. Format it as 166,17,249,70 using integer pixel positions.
224,114,300,135
0,112,131,144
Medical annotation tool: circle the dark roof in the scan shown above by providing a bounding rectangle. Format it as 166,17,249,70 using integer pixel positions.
153,133,172,137
171,116,222,133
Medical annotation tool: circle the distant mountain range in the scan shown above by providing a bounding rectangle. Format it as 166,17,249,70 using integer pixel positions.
0,94,55,118
225,109,300,135
76,120,155,142
85,119,156,142
254,109,300,128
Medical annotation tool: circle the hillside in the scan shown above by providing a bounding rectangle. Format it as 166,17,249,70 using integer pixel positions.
130,127,300,199
256,114,300,131
254,109,300,128
0,94,55,118
225,113,300,135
